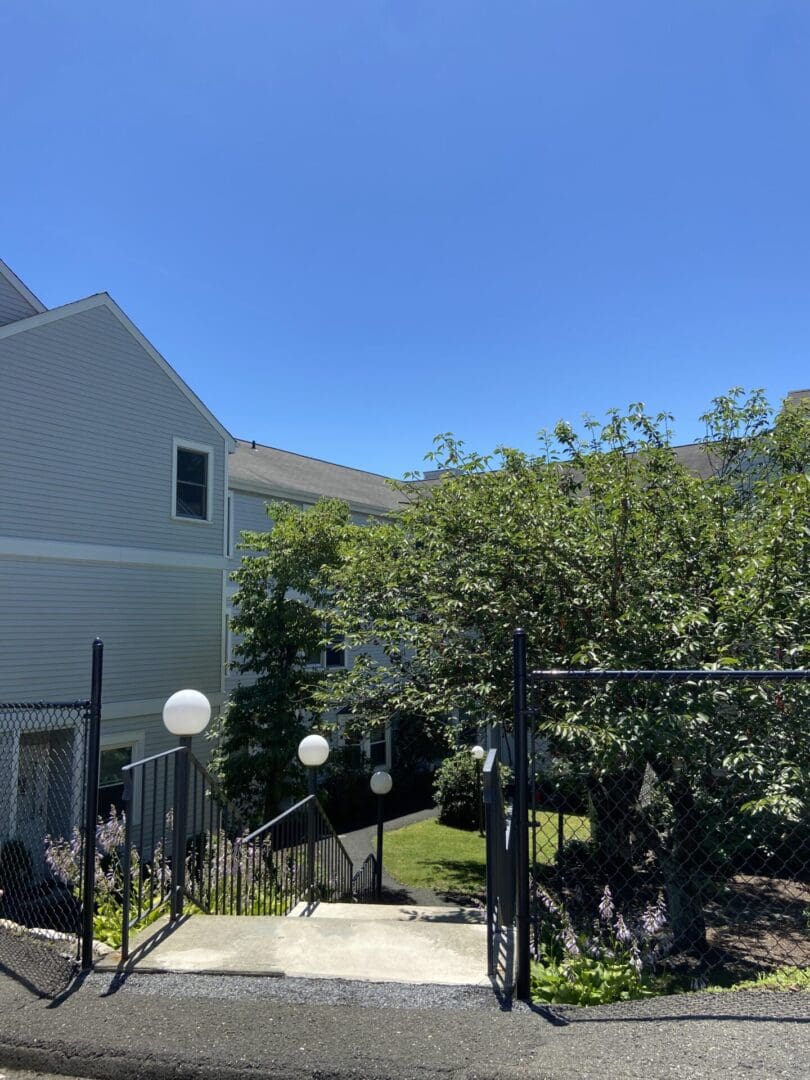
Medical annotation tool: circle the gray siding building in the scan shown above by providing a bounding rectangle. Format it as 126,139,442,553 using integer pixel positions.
0,258,398,853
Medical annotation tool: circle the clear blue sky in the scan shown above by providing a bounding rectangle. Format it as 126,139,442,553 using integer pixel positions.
2,1,809,476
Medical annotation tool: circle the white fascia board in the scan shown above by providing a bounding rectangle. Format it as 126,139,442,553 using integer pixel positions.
102,693,224,720
0,293,235,453
228,481,395,519
0,258,47,313
0,534,227,571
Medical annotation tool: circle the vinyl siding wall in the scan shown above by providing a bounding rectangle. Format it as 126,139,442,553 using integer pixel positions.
0,304,227,553
0,276,38,327
0,559,224,702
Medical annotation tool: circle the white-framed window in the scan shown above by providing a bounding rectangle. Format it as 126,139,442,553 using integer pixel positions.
98,731,145,821
171,437,214,522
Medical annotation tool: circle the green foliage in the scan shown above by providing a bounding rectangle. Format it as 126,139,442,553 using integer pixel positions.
433,749,481,829
531,885,673,1005
704,966,810,994
531,951,664,1006
211,498,352,821
317,390,810,952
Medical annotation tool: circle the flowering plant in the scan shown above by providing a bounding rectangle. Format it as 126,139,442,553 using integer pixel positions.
45,806,169,948
530,884,674,1005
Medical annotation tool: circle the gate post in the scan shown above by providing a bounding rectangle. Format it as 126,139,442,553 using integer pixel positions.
81,638,103,970
513,628,530,1000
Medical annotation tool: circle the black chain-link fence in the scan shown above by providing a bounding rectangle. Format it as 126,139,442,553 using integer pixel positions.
523,668,810,988
0,700,90,993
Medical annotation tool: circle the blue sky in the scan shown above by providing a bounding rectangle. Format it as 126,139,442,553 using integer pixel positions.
2,1,809,476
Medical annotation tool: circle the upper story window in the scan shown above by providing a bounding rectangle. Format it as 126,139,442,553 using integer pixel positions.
172,438,213,522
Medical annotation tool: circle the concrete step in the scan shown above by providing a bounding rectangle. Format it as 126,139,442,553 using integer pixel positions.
98,913,490,986
288,901,485,924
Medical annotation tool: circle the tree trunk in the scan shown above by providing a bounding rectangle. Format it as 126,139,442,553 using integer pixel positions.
661,776,708,954
587,767,645,897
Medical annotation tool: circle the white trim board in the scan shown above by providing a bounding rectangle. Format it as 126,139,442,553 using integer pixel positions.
0,293,235,451
0,535,228,571
0,258,46,314
101,694,224,721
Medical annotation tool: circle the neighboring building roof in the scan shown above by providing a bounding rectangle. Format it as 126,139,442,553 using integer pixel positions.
229,439,405,512
0,292,235,451
0,258,46,315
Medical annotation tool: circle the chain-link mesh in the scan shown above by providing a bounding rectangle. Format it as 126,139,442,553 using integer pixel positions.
525,672,810,985
0,701,90,992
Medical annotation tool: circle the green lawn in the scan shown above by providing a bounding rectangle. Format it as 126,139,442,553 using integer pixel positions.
382,812,590,898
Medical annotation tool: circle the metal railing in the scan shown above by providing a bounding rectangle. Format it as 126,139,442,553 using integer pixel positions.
120,744,246,959
483,747,515,978
351,853,377,902
234,795,353,915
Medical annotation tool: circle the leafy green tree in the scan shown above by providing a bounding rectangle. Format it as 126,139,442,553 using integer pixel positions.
320,391,810,951
211,498,352,821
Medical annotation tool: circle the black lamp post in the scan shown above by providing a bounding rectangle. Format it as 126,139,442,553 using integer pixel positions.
162,689,212,920
370,769,392,900
298,734,330,902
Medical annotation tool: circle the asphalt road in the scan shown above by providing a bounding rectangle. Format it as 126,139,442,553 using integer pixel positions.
1,970,809,1080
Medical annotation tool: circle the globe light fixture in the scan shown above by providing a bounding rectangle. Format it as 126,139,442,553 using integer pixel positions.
471,745,485,761
298,733,330,768
162,689,211,737
370,769,393,796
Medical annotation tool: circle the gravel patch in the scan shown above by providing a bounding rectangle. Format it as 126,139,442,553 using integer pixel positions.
87,970,506,1010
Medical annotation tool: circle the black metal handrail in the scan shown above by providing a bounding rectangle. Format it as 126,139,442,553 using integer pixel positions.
233,794,354,915
351,853,377,902
483,747,515,979
120,745,246,959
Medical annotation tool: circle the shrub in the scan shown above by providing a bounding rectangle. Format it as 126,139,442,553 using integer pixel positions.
0,839,33,897
531,885,674,1006
433,749,481,829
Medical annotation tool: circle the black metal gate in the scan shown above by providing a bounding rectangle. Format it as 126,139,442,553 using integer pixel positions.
507,629,810,999
0,641,102,993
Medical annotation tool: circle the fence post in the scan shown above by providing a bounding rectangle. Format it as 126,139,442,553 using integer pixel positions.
121,770,133,961
513,628,530,1000
172,737,191,920
483,748,496,977
81,638,103,970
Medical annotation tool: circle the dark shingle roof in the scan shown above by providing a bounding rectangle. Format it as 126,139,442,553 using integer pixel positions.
228,439,404,511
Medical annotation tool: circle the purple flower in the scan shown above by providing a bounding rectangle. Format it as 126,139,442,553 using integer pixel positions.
560,924,580,957
598,885,614,922
614,913,632,943
640,895,667,936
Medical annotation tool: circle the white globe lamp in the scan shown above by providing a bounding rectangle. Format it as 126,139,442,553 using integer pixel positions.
298,733,330,768
370,769,393,796
471,745,485,761
162,689,211,738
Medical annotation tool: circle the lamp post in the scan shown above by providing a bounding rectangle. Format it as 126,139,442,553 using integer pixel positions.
471,745,485,836
370,769,392,900
298,733,330,902
162,689,211,920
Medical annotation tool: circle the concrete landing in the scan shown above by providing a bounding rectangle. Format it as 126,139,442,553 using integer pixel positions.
97,906,490,986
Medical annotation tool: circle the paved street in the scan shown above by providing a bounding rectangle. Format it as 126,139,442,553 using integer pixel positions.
1,970,809,1079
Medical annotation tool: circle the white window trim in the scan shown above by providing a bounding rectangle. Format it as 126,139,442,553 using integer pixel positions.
171,437,214,524
100,730,146,822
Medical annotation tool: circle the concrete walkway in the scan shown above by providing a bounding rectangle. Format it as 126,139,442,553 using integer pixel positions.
97,904,491,986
